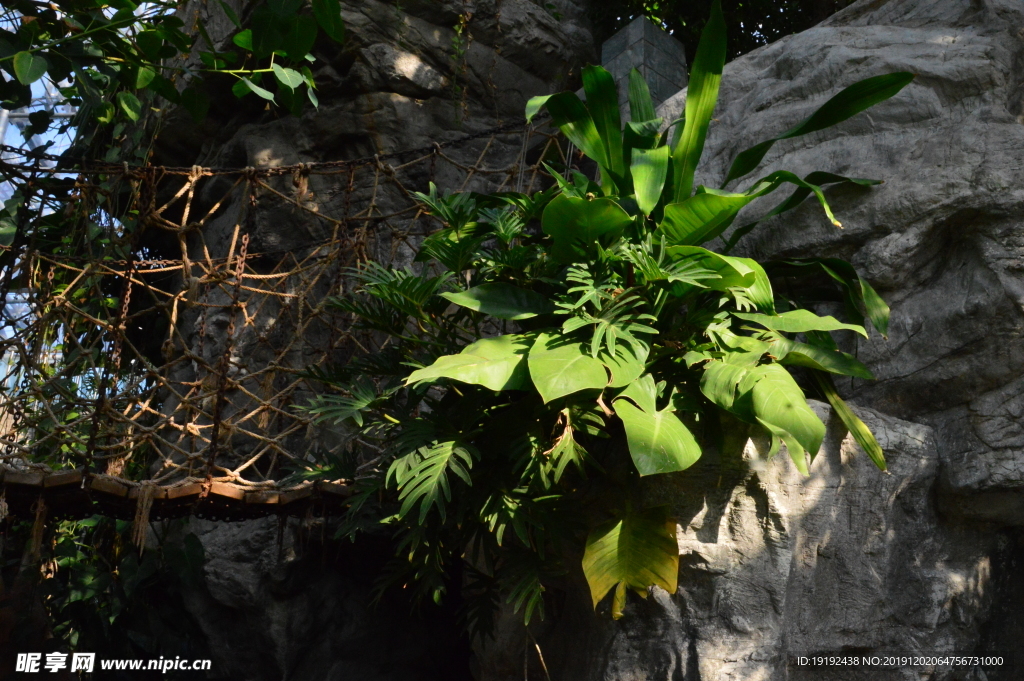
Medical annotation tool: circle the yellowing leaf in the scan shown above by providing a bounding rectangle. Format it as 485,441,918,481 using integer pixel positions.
582,507,678,619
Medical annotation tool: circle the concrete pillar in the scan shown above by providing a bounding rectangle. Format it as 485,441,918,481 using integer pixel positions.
600,16,688,115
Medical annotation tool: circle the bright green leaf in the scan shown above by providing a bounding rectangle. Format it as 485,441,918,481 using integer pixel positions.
671,0,726,201
406,334,533,391
116,91,143,121
723,73,915,186
734,309,867,337
440,283,554,320
541,194,631,263
814,372,886,471
744,363,825,462
631,146,669,216
232,29,254,51
240,77,275,101
272,63,304,90
13,51,48,85
769,335,874,380
528,332,608,403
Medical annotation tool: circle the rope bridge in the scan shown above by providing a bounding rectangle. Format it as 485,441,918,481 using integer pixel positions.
0,119,566,530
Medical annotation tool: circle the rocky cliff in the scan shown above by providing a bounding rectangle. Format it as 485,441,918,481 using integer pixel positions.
492,0,1023,679
163,0,1024,679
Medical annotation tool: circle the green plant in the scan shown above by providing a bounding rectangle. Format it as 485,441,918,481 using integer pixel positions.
311,0,909,629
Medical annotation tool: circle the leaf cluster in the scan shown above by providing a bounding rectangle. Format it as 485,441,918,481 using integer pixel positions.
305,0,908,632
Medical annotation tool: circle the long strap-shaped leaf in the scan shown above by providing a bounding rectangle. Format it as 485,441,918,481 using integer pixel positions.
813,372,887,472
671,0,726,202
722,72,915,186
659,170,840,247
722,172,882,253
583,65,625,189
526,91,609,171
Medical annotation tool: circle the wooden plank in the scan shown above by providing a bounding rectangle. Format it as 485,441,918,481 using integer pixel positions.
245,490,280,505
209,481,245,501
88,475,129,498
318,481,353,499
279,484,313,505
128,485,168,500
165,482,204,500
44,468,85,488
5,469,46,486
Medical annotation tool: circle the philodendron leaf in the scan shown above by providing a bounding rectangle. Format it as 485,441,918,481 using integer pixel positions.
723,72,915,186
406,334,533,391
582,506,679,619
699,361,750,413
742,363,825,471
614,374,701,475
614,400,701,475
631,146,670,216
734,309,867,337
666,246,754,289
542,194,632,263
528,332,608,403
600,343,647,389
441,283,554,320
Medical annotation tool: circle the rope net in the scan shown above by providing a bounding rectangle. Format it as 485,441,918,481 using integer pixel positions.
0,120,567,521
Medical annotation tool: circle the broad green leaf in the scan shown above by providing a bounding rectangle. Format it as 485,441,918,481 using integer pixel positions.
814,372,886,471
614,375,701,475
135,66,156,89
616,373,659,413
769,335,874,379
771,258,889,337
0,219,16,247
600,343,647,389
282,14,317,61
13,51,47,85
441,283,554,320
631,146,669,216
583,65,625,186
528,332,608,403
541,194,631,263
734,309,867,337
723,73,915,185
671,0,726,201
116,91,143,121
627,68,657,123
658,192,752,246
137,30,164,60
757,418,811,475
744,364,825,460
582,507,678,618
232,29,254,51
239,77,275,101
312,0,346,42
699,361,749,412
525,94,554,123
665,245,754,289
272,64,304,90
406,334,532,391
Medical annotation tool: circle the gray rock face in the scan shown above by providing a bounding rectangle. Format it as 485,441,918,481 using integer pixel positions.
659,0,1024,523
163,0,1024,678
480,0,1024,678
